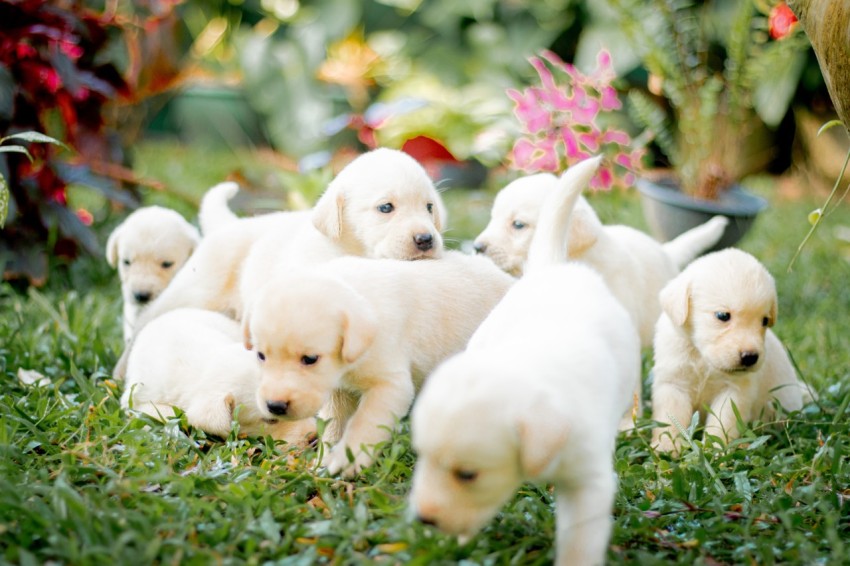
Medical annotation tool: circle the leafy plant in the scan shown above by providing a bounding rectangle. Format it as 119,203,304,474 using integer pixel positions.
0,0,140,286
606,0,809,200
0,131,67,228
507,49,645,190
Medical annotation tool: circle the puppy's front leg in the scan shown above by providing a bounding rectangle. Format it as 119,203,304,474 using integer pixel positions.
325,375,415,478
651,381,694,456
704,388,751,446
554,471,616,566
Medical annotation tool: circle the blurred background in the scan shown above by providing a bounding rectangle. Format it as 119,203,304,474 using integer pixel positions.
0,0,844,286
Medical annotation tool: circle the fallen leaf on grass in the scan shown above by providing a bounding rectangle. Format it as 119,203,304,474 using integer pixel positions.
376,542,408,554
17,368,51,387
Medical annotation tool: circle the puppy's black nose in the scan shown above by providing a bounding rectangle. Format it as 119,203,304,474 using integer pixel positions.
740,352,759,367
133,291,152,304
473,241,487,254
417,514,438,526
266,400,289,416
414,233,434,251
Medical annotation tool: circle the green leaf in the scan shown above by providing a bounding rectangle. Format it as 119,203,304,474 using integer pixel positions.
0,145,33,161
817,119,845,137
1,131,68,149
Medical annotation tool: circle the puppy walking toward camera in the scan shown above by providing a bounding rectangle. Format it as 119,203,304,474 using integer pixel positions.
651,248,811,455
106,206,200,341
410,157,641,566
473,172,728,346
243,250,514,478
122,308,316,444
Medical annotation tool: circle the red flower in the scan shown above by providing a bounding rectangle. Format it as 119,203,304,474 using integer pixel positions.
769,3,798,40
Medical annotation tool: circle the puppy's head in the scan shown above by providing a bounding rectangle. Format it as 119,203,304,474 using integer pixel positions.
245,274,378,422
106,206,200,308
660,248,778,373
473,174,600,276
312,148,444,260
410,355,569,540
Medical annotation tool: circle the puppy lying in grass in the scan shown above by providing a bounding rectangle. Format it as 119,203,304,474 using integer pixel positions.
122,308,316,444
410,156,641,566
114,148,445,379
473,172,728,346
106,206,200,341
651,248,812,455
242,251,515,478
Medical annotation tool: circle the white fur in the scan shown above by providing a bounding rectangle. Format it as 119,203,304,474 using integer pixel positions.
122,308,316,444
105,206,200,341
114,148,446,380
473,174,728,346
410,157,641,566
243,251,515,478
651,248,811,455
198,181,241,235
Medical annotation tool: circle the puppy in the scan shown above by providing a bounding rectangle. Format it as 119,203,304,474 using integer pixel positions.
650,248,811,455
243,251,515,478
106,206,200,341
122,308,316,444
410,157,640,566
473,173,728,346
114,148,446,379
197,181,242,235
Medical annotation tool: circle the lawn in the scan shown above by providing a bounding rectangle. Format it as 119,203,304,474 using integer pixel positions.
2,140,850,565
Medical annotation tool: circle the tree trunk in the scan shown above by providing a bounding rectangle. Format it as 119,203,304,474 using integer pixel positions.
787,0,850,135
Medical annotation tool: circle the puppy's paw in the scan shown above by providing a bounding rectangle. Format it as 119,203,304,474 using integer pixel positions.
651,432,681,457
325,444,373,478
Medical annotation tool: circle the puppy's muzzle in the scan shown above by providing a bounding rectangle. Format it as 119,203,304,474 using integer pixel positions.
472,241,487,254
740,351,759,368
413,233,434,252
266,400,290,416
133,290,153,304
416,514,438,526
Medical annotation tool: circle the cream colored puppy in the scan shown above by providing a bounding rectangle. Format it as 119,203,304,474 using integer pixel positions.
106,206,200,341
243,251,515,478
122,308,316,444
114,148,446,379
651,248,810,455
410,157,640,566
473,173,728,346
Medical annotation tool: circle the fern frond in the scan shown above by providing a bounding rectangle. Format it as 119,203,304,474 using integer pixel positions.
627,89,678,166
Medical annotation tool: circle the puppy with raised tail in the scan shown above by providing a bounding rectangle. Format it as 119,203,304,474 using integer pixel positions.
473,173,728,346
409,157,641,566
650,248,811,455
106,206,200,341
242,251,514,478
122,308,316,445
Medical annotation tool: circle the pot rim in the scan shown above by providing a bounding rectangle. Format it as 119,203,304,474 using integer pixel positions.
635,177,768,216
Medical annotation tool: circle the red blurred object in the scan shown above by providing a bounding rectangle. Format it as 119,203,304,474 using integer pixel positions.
401,135,460,164
769,3,798,40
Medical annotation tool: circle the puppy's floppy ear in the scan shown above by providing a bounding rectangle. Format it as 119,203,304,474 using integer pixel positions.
241,312,253,351
659,274,691,326
517,395,570,479
340,295,378,364
768,298,778,327
566,202,601,256
105,222,123,267
312,184,344,241
431,191,447,233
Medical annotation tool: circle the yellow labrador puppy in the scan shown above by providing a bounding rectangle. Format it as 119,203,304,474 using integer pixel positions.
114,148,445,379
122,308,316,444
473,173,728,346
410,157,641,566
106,206,200,341
651,248,811,455
242,251,515,478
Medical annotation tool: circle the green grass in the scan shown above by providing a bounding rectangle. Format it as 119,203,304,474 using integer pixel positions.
3,141,850,564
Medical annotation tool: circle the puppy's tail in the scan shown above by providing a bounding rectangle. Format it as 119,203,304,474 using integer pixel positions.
525,156,602,273
198,182,240,235
662,215,729,270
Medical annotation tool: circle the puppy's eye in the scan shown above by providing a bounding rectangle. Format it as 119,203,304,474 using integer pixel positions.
452,468,478,483
511,220,526,230
715,312,731,322
301,355,319,366
427,203,434,214
377,203,394,214
161,261,174,269
257,352,266,362
122,259,131,266
762,317,770,327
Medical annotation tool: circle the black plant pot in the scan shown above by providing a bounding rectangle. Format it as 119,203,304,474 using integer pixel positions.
636,177,768,252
